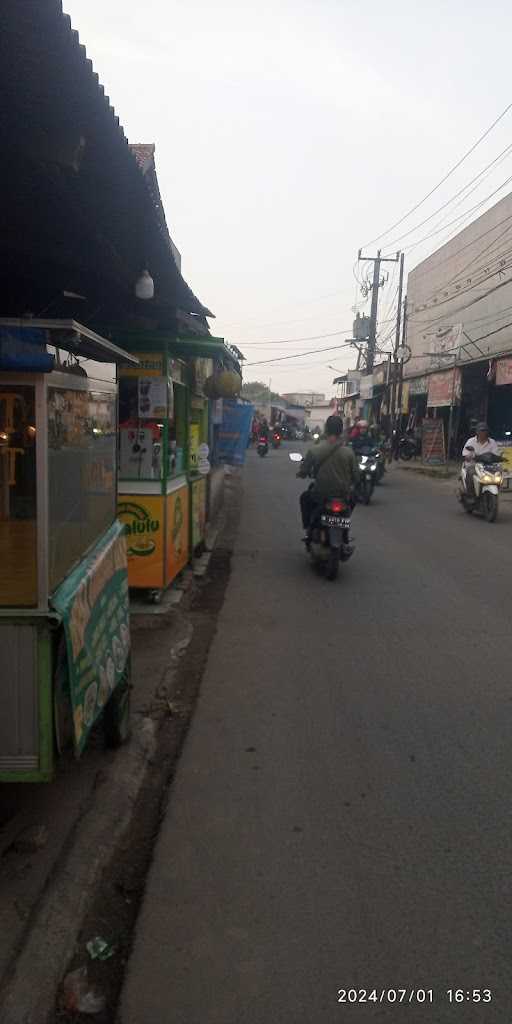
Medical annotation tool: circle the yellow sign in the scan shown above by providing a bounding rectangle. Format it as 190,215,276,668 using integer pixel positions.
118,495,164,588
119,352,164,378
166,487,189,583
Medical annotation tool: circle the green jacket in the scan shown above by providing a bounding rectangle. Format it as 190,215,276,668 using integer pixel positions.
299,440,359,499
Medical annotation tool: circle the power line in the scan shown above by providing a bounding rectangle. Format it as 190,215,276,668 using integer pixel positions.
245,341,355,367
384,141,512,249
364,100,512,247
400,172,512,256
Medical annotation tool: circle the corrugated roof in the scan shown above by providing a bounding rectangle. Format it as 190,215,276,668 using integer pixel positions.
0,0,212,320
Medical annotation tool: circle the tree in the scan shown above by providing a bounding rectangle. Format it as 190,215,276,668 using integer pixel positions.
242,380,281,403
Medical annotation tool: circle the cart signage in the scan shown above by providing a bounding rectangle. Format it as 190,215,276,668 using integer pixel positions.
51,521,130,755
119,352,164,377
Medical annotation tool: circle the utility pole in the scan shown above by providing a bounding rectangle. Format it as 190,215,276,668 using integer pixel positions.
358,248,400,373
390,252,405,429
396,296,407,425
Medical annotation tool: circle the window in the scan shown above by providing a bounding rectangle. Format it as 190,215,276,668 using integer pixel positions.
0,385,37,606
48,387,116,592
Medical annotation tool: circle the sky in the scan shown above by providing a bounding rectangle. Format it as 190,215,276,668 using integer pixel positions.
65,0,512,397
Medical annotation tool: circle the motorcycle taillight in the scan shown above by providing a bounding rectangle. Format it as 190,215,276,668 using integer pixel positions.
326,499,346,513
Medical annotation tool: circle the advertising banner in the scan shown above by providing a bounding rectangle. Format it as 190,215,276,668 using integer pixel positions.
496,357,512,386
191,478,207,549
422,419,446,464
118,495,165,589
427,368,461,407
217,401,254,465
359,375,373,400
166,487,189,582
51,521,130,755
408,376,428,396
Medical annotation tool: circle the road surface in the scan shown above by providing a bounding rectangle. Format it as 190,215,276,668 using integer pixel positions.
120,450,512,1023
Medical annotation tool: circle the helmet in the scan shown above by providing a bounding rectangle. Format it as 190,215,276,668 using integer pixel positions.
476,421,489,434
358,419,368,429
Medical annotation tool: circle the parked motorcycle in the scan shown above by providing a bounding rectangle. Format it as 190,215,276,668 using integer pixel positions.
272,431,281,449
257,437,269,457
289,453,355,580
398,432,420,460
458,448,504,522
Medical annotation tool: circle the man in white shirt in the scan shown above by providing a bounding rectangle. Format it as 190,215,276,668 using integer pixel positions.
462,422,499,496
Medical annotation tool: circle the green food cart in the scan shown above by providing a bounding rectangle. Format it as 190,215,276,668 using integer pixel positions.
0,319,137,782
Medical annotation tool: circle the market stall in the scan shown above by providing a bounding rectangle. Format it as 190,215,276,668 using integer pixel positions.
0,319,136,782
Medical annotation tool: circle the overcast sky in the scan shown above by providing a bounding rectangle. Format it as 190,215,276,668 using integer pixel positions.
65,0,512,396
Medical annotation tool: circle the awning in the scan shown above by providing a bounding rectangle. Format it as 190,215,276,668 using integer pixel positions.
0,318,138,365
169,337,240,368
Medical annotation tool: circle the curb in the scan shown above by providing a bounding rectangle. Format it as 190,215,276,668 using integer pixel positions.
394,463,458,480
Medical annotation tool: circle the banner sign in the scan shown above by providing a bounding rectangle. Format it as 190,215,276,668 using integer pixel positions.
422,419,446,464
427,367,461,407
217,401,254,465
496,357,512,386
407,375,428,395
51,521,130,755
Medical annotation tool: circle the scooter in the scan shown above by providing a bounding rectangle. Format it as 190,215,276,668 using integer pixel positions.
356,451,378,504
290,453,355,581
272,431,281,449
398,432,420,460
458,448,504,522
257,436,269,457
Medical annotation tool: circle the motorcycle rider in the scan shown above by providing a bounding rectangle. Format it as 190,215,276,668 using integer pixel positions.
462,422,499,496
298,414,359,534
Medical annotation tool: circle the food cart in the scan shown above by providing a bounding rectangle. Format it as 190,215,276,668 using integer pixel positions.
117,345,191,602
0,319,137,782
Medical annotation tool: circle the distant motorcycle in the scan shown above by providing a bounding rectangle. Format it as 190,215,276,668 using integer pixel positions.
290,453,354,581
272,431,281,449
257,437,269,457
458,448,504,522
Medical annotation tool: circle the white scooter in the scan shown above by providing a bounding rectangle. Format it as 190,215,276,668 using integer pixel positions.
459,447,504,522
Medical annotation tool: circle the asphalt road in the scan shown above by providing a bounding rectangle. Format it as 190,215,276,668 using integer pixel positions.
120,449,512,1024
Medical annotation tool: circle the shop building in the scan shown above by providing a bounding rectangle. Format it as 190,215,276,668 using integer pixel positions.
404,192,512,459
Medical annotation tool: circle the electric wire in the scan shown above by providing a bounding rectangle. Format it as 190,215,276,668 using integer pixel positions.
364,100,512,246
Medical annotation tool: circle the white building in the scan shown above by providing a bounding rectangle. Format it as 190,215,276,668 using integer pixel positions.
406,192,512,378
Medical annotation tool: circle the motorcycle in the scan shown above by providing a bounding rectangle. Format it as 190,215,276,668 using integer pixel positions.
398,432,420,460
272,431,281,449
257,436,269,457
458,448,504,522
355,450,378,504
289,453,355,581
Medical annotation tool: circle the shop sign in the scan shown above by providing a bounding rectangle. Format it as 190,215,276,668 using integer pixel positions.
422,419,446,464
51,521,130,756
429,324,463,368
401,382,410,414
119,352,164,377
427,367,461,407
373,365,388,387
496,357,512,386
407,375,428,395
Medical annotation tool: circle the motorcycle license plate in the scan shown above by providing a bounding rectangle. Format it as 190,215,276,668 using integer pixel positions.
321,515,351,527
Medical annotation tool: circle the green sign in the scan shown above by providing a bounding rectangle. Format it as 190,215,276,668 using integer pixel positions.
51,521,130,755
